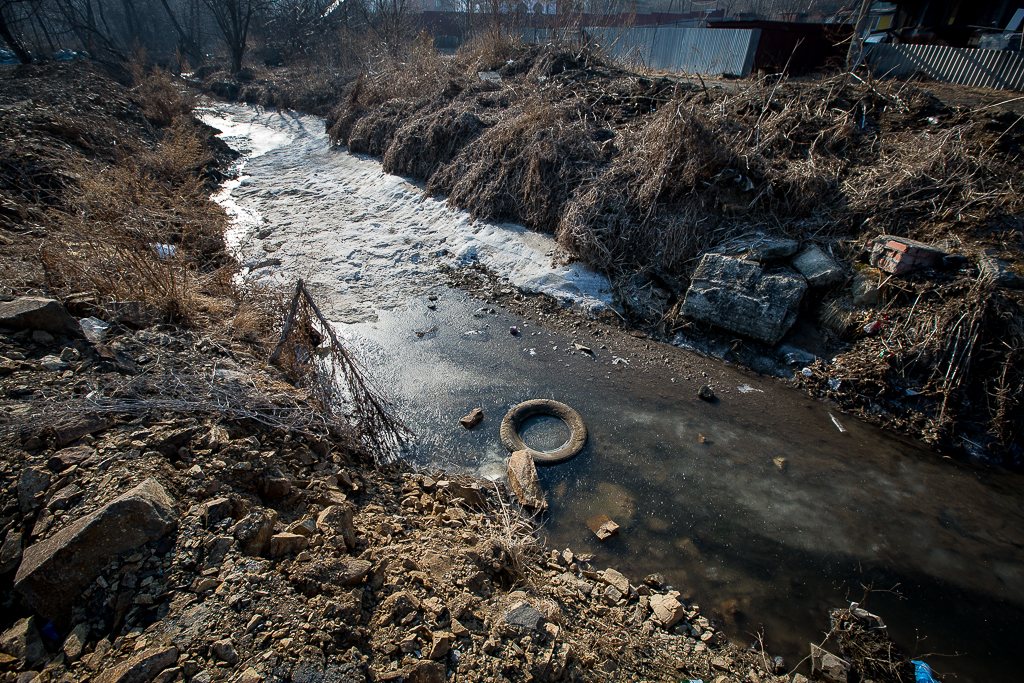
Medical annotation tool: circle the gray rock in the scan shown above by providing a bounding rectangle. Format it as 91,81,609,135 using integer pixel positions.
0,617,46,666
851,270,883,306
316,503,356,552
600,568,630,594
52,414,107,448
810,643,851,683
18,467,50,514
47,483,83,511
14,479,177,627
792,245,845,287
211,639,239,665
979,256,1022,288
0,529,23,574
503,601,544,630
750,238,799,261
269,532,309,558
95,646,178,683
31,330,55,346
506,450,545,509
39,354,70,371
681,254,807,346
0,297,82,337
62,622,89,662
231,507,277,557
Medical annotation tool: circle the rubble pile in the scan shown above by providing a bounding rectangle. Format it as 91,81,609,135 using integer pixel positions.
1,307,790,683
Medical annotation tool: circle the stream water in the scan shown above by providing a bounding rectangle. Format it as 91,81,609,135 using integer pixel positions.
202,103,1024,682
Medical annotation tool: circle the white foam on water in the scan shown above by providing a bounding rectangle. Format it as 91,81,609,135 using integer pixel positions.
203,103,614,319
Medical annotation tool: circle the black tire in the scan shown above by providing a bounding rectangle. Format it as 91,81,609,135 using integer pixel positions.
500,399,587,465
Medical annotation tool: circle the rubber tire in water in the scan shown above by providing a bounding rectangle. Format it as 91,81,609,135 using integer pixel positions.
500,399,587,465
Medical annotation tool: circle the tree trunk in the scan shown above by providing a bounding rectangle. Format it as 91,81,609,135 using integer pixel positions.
0,9,32,63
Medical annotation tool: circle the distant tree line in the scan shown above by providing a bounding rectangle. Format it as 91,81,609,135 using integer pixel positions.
0,0,401,73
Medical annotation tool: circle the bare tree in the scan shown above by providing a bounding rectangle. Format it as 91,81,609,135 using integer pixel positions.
0,0,35,62
203,0,266,72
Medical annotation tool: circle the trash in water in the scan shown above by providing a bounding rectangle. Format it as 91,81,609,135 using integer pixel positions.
801,367,813,377
510,326,518,335
829,413,847,433
913,661,938,683
586,514,620,541
151,243,178,259
612,357,629,366
573,343,593,355
862,320,884,335
737,384,763,393
79,317,109,342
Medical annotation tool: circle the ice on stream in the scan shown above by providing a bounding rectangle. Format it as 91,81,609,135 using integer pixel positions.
201,104,614,322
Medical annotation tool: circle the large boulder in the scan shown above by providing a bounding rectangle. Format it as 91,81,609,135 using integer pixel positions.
506,450,545,509
0,297,83,337
14,479,177,627
681,253,807,346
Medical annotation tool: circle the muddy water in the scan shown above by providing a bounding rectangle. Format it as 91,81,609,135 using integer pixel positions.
205,103,1024,682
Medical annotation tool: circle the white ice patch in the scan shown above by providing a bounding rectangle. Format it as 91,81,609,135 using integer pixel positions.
204,103,614,317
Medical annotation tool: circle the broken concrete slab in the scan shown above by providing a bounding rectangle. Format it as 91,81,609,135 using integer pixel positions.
506,450,546,509
681,254,807,346
0,297,83,337
867,235,945,275
14,478,177,627
792,245,845,287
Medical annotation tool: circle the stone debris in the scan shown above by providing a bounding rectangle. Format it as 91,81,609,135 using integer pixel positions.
0,297,83,337
792,245,845,288
13,478,177,627
506,450,546,509
867,235,945,275
681,253,807,346
0,310,799,683
811,643,852,683
459,408,484,429
586,514,620,541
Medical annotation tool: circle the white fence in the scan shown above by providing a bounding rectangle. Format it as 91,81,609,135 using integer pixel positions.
867,43,1024,91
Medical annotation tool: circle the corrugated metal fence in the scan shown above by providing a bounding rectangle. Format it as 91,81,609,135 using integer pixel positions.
520,27,761,77
867,44,1024,91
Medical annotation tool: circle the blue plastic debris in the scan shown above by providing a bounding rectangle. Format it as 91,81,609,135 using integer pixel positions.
913,660,939,683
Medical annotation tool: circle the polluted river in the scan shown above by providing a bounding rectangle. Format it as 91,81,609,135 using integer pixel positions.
202,103,1024,682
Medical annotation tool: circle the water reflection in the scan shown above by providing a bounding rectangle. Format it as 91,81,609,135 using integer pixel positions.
345,290,1024,683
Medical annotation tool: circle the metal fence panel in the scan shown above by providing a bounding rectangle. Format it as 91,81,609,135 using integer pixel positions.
867,44,1024,91
518,26,761,77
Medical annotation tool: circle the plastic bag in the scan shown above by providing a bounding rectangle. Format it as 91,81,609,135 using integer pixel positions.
79,317,109,342
913,660,939,683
